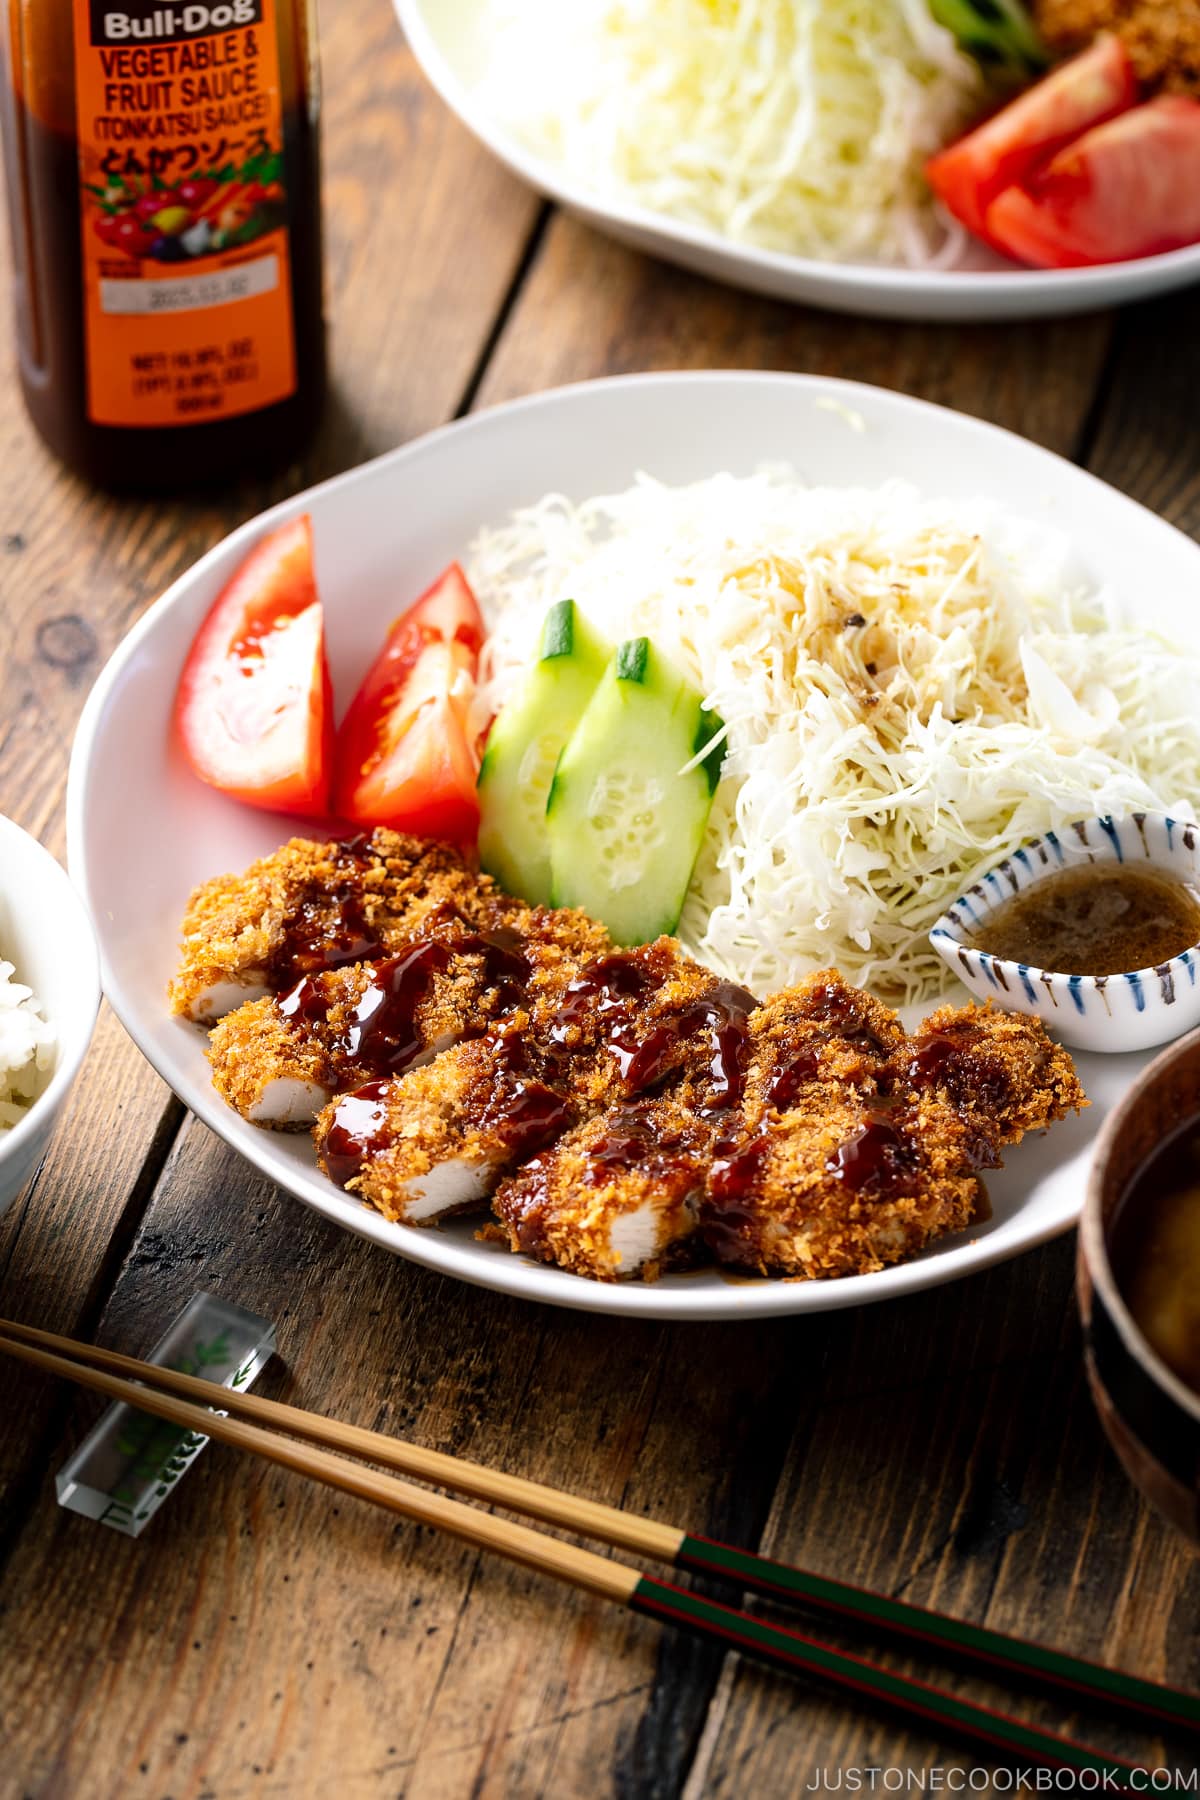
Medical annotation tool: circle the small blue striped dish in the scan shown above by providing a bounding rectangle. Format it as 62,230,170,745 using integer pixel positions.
928,813,1200,1053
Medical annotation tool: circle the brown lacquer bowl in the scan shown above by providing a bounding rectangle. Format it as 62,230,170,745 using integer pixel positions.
1079,1032,1200,1544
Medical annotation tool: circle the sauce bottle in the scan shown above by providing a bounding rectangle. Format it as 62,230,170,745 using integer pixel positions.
0,0,325,489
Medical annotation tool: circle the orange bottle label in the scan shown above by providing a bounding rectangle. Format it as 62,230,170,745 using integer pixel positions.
71,1,297,428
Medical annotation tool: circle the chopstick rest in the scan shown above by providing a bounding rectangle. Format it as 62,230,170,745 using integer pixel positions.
55,1293,274,1537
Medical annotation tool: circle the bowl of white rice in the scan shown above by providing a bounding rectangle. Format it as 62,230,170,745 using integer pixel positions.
0,813,99,1221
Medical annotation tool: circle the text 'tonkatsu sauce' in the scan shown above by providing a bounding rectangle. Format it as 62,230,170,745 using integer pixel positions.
0,0,324,487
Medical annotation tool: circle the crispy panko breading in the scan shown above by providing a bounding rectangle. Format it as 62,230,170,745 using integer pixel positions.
208,996,333,1128
184,836,1089,1286
701,971,1086,1280
314,1020,576,1224
169,829,521,1022
739,972,907,1123
1032,0,1200,95
206,904,611,1128
703,1097,985,1281
541,939,740,1123
906,1000,1086,1140
312,937,728,1225
492,1096,713,1281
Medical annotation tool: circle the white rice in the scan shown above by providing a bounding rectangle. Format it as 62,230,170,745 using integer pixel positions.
0,958,55,1129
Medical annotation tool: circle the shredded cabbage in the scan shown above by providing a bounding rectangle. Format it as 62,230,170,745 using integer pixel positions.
470,473,1200,1002
476,0,983,266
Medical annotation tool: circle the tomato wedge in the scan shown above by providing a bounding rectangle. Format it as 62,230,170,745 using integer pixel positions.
175,514,333,815
986,96,1200,268
926,33,1137,240
334,562,486,843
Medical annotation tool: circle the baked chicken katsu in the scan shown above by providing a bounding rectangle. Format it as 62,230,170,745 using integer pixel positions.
205,897,610,1127
169,832,513,1023
173,830,1086,1283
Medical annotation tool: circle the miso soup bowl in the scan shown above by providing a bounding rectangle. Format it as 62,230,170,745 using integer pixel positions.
1078,1028,1200,1544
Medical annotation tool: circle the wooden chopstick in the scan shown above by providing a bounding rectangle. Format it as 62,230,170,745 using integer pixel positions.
3,1315,1194,1738
0,1325,1177,1789
0,1326,1169,1790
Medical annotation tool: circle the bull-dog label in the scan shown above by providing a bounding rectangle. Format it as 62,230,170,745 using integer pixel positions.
73,0,297,427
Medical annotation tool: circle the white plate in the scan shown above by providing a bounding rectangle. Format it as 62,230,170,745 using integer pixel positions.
67,372,1200,1319
395,0,1200,322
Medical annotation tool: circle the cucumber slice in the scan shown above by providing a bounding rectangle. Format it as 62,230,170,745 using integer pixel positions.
546,637,725,946
477,600,611,905
929,0,1047,80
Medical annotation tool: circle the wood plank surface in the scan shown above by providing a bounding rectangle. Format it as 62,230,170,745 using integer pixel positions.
0,0,538,1585
2,9,1199,1798
0,1121,803,1798
475,215,1113,456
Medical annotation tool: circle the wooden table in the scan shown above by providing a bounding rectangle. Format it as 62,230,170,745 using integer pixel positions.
2,3,1198,1792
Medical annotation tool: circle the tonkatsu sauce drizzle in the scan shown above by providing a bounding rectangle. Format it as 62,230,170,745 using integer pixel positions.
550,952,656,1042
826,1115,916,1193
501,1157,553,1256
766,1029,891,1111
547,952,762,1114
761,979,896,1113
279,894,384,982
270,852,386,985
480,1031,573,1157
279,940,451,1077
903,1027,1021,1117
584,1107,663,1175
908,1034,958,1087
709,1128,769,1195
765,1045,823,1110
279,929,533,1079
322,1081,393,1188
702,1132,772,1265
803,978,891,1051
611,981,757,1108
464,927,531,1007
583,1103,711,1182
340,941,454,1074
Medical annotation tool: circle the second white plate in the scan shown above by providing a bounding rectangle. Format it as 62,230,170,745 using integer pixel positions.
396,0,1200,322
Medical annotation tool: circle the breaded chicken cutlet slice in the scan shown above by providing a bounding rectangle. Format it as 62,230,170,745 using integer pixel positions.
313,938,733,1225
704,1093,987,1280
903,1001,1086,1142
490,970,1085,1284
700,972,1086,1280
492,1096,713,1281
169,829,518,1022
314,1019,572,1224
699,971,970,1279
486,959,758,1278
207,904,611,1128
736,971,906,1120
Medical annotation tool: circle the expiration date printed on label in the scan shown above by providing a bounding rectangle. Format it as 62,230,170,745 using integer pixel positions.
99,254,279,316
